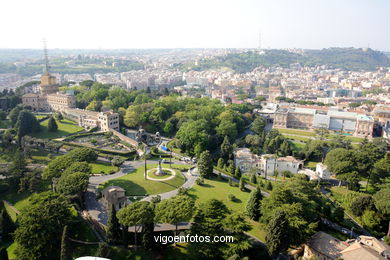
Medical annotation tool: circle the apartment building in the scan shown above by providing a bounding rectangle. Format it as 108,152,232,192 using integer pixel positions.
273,107,374,137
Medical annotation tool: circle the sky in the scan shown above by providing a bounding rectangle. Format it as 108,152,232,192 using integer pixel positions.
0,0,389,50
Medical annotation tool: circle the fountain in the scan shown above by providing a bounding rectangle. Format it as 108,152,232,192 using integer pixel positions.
155,160,165,176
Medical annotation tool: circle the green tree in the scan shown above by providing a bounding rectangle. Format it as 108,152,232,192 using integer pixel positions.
155,196,195,245
279,140,292,156
350,195,375,217
56,172,89,204
223,213,251,258
235,166,242,179
250,173,257,184
217,157,225,169
62,161,92,176
251,116,265,135
60,225,71,260
198,150,213,178
117,201,154,248
188,199,230,259
239,177,246,191
265,210,290,257
14,192,73,260
106,204,121,245
373,188,390,236
332,206,344,223
220,136,233,161
47,116,58,132
246,186,263,220
324,148,355,176
15,110,40,142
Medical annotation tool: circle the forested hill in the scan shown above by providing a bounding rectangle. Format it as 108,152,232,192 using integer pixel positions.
184,48,390,73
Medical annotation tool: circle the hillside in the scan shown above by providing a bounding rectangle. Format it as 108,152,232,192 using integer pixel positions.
186,48,390,73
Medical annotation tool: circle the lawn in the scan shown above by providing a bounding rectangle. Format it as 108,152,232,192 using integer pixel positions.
90,162,119,175
188,176,267,241
284,135,311,142
274,128,316,137
29,118,84,139
305,161,319,168
292,141,305,151
99,164,186,196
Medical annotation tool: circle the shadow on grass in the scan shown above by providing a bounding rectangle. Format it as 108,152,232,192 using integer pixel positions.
100,179,148,196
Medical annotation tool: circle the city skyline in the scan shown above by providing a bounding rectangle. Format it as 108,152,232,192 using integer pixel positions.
0,0,390,51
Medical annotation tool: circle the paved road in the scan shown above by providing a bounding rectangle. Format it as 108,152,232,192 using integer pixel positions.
85,158,198,225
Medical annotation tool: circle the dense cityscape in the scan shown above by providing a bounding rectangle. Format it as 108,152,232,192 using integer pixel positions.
1,0,390,259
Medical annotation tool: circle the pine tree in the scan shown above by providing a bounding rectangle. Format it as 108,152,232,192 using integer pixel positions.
239,177,246,191
106,204,121,245
220,136,233,161
246,186,263,220
0,208,16,241
266,181,273,191
47,116,58,132
60,225,71,260
0,247,9,260
234,166,241,179
265,210,290,256
198,150,213,178
217,158,225,169
250,174,257,184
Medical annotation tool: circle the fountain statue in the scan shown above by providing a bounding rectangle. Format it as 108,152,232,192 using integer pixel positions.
155,159,165,176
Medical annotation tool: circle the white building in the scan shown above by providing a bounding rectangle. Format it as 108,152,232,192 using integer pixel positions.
234,148,303,176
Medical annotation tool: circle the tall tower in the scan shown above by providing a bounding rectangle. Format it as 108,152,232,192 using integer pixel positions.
40,39,58,95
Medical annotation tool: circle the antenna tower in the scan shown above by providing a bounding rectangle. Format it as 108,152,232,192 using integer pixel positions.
43,38,49,73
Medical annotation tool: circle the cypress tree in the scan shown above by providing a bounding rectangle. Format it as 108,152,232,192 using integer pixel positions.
250,174,257,184
265,210,290,257
239,177,246,191
0,247,9,260
48,116,58,132
246,186,263,220
217,157,225,169
234,166,241,179
106,204,121,245
220,136,233,161
266,181,273,191
198,150,213,178
60,225,71,260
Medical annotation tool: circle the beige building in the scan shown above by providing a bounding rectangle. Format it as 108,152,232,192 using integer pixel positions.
101,186,128,211
273,107,374,137
63,108,120,132
47,92,76,111
39,72,59,95
22,93,49,111
304,231,347,260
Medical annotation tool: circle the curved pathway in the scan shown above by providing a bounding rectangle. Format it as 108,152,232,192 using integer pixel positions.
84,159,198,225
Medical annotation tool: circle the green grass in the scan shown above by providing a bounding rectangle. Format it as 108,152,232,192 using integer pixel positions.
29,118,84,139
188,176,266,241
99,164,186,196
0,119,11,128
7,242,17,260
292,141,305,151
284,135,311,142
275,128,316,137
4,203,17,222
90,162,119,175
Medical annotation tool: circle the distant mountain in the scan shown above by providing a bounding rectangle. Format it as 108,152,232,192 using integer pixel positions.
186,48,390,73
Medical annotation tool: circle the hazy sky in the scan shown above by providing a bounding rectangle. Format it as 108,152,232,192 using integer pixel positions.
1,0,389,50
